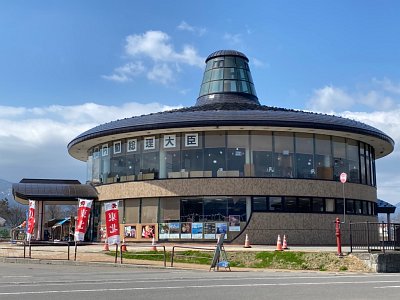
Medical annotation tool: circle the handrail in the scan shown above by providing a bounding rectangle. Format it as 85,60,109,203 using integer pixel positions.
171,245,215,267
23,240,71,260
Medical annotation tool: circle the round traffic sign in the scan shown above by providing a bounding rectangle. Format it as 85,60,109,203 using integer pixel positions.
340,172,347,183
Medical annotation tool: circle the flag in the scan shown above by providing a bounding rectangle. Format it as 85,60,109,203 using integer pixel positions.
105,201,120,245
26,200,35,241
74,199,93,241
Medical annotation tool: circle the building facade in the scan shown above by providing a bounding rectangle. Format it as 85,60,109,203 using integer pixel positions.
67,50,394,245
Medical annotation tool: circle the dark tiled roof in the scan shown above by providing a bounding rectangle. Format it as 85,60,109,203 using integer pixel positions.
206,50,249,62
68,102,394,150
12,178,98,201
377,199,396,214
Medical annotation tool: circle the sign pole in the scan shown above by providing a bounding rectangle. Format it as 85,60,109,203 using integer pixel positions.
343,182,346,223
340,173,347,224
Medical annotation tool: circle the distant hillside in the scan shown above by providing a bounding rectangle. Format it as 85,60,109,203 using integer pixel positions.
0,179,19,206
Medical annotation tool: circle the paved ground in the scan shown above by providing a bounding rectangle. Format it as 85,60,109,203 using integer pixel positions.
1,262,400,300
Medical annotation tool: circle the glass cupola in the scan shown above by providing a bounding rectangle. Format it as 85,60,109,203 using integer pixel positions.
196,50,260,106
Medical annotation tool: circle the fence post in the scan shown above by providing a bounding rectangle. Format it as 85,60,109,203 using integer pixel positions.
366,221,370,252
382,221,386,253
349,221,353,253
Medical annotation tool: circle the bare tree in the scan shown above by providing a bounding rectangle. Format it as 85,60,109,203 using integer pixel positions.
7,205,27,227
0,198,27,227
45,205,64,220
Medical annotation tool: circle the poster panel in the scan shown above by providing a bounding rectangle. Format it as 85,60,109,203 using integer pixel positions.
159,223,170,239
180,222,192,239
168,223,180,239
216,222,228,238
228,215,241,232
105,201,120,245
74,199,93,242
191,222,203,239
204,222,216,239
124,225,137,238
141,224,156,238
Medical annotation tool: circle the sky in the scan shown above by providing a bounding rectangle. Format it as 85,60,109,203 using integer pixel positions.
0,1,399,203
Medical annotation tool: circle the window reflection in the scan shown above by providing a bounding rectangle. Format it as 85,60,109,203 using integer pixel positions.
88,130,376,187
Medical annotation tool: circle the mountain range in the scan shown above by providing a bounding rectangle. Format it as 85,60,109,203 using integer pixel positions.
0,179,18,207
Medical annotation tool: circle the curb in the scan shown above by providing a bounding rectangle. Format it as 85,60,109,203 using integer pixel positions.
1,257,171,270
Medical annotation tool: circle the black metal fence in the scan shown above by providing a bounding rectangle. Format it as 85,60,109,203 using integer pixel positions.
349,221,400,253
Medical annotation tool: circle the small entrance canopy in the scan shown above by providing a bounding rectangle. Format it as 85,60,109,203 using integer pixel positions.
12,178,98,241
377,199,397,224
12,178,98,204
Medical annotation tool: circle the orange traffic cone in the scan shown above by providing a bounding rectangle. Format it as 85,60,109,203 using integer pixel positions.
276,234,283,251
244,234,252,248
151,236,157,251
121,238,127,252
103,239,109,251
282,235,289,250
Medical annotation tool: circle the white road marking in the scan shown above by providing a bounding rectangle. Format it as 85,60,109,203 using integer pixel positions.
1,280,400,295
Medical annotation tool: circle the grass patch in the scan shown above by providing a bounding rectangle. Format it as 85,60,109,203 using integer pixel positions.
107,250,214,265
105,250,370,272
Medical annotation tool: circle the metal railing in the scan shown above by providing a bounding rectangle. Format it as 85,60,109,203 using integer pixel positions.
23,240,72,260
170,245,215,267
349,221,400,253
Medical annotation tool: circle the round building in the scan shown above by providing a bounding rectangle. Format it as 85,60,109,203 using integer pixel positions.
68,50,394,245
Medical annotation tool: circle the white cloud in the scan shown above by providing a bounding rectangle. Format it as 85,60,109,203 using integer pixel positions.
147,64,174,85
0,102,181,183
251,57,268,68
177,21,206,36
124,30,204,67
307,86,355,112
223,33,243,45
373,77,400,95
102,62,146,82
104,30,204,85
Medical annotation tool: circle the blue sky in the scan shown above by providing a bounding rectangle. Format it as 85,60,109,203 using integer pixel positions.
0,1,399,203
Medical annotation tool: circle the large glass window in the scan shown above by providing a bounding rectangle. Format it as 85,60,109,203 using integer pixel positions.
204,198,227,221
124,199,140,223
298,197,311,212
180,198,203,222
347,139,360,183
312,198,324,212
141,136,160,178
366,145,372,186
141,198,159,223
228,198,247,221
159,198,180,222
126,154,141,179
205,131,226,177
315,135,332,180
269,197,283,211
333,137,348,181
227,131,248,176
87,130,376,187
274,132,294,178
295,133,315,179
284,197,297,212
251,131,273,177
253,197,268,211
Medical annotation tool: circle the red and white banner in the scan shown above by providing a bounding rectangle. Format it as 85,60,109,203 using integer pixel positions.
26,200,35,241
105,201,120,245
74,199,93,241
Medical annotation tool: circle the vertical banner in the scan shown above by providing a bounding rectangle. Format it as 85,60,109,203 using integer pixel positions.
74,199,93,242
105,201,120,245
26,200,35,241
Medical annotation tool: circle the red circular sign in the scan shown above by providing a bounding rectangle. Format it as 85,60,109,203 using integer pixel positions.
340,172,347,183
